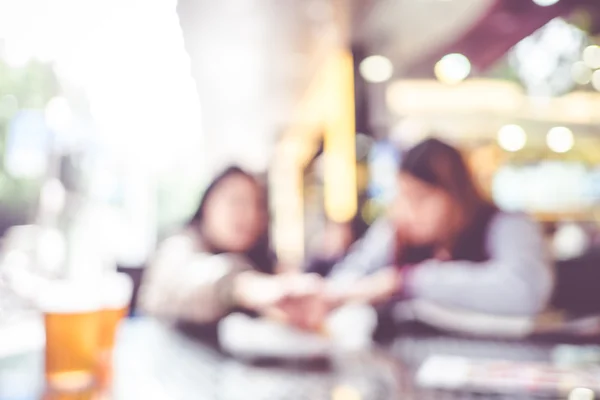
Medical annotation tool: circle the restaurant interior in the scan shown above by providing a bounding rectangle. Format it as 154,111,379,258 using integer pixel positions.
2,0,600,399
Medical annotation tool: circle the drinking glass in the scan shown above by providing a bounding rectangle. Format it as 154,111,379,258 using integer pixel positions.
40,280,101,392
96,273,133,389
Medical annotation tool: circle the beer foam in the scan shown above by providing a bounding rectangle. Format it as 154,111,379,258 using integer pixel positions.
37,279,102,313
100,272,133,310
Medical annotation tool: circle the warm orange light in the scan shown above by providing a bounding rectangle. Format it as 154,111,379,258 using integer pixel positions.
323,51,357,223
272,50,357,264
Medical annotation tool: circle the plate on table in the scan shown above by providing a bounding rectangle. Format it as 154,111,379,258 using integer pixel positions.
218,305,377,362
218,313,331,361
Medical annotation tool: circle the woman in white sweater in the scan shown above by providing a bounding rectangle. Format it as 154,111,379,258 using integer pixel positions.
139,166,320,326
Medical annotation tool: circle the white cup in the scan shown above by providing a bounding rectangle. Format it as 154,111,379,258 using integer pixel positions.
326,303,378,351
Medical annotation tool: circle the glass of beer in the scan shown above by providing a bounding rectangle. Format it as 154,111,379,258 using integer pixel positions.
40,280,101,392
96,272,133,389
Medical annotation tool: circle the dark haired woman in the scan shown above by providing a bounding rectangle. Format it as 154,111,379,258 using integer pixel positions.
328,138,554,316
140,166,320,324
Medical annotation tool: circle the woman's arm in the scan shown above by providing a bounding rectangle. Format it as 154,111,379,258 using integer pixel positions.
138,234,256,323
326,267,400,306
139,234,325,325
328,218,397,283
403,213,554,316
324,218,402,307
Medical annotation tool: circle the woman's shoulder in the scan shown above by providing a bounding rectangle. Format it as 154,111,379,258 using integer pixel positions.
158,229,208,253
491,210,537,224
360,217,397,245
367,216,396,234
488,210,542,236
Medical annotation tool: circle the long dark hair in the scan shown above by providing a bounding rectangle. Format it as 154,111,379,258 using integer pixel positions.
399,138,497,262
188,166,275,274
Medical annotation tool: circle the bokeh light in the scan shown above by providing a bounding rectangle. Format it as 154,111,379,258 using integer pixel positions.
434,53,471,84
553,223,589,260
582,45,600,69
45,97,73,133
497,124,527,152
0,94,19,119
40,179,67,216
331,385,362,400
592,70,600,91
546,126,574,153
359,55,393,83
532,0,560,6
5,110,51,179
568,387,594,400
571,61,592,85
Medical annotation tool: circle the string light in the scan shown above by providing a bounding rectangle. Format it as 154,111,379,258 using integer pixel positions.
497,124,527,152
546,126,574,153
582,45,600,69
434,53,471,84
359,55,393,83
571,61,592,85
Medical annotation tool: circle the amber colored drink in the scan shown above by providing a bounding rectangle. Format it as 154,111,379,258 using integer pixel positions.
44,310,100,391
98,273,132,352
99,306,128,350
96,306,129,388
96,273,133,389
43,386,100,400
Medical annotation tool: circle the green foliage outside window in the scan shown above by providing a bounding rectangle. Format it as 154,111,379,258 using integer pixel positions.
0,59,60,230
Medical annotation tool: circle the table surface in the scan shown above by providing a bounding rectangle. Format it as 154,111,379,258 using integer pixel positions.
0,318,586,400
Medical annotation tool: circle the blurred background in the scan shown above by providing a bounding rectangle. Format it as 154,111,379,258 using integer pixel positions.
4,1,600,399
1,0,600,315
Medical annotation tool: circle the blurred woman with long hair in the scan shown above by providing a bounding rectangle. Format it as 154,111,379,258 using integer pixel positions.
140,166,319,325
328,138,554,316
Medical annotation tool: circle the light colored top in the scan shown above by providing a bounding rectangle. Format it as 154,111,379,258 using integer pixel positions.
330,212,554,316
138,231,253,323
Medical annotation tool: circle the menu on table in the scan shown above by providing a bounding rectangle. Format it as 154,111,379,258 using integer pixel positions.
417,355,600,396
